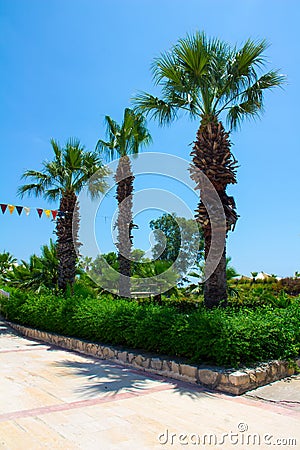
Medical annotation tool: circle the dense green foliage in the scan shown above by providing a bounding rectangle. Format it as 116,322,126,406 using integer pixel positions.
149,213,204,274
1,288,299,367
7,240,58,291
0,251,17,281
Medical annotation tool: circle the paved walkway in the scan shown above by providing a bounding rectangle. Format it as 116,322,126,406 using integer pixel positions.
0,320,299,449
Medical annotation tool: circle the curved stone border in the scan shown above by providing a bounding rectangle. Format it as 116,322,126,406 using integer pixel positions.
7,320,300,395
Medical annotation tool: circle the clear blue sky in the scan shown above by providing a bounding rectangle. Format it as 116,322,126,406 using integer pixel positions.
0,0,299,277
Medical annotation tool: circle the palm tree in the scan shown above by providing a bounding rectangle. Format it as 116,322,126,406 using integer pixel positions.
0,251,17,281
18,138,109,292
8,240,58,291
96,108,152,297
133,32,285,308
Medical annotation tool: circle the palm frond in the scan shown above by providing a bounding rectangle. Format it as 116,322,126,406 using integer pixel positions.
151,51,182,86
234,38,269,75
17,183,45,198
175,32,209,81
95,139,117,162
20,170,49,181
227,100,262,130
249,70,286,91
19,138,108,202
50,139,62,162
96,108,152,163
44,188,61,201
133,91,178,125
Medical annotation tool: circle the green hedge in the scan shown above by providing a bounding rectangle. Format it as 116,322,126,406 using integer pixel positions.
1,288,300,367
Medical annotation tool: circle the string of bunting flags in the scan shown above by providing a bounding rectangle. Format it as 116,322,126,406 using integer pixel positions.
0,203,58,220
0,203,112,221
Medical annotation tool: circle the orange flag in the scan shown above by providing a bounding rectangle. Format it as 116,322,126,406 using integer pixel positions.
8,205,15,214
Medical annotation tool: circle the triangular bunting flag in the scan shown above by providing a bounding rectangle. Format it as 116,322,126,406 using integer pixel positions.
44,209,51,218
36,208,43,218
0,204,7,214
16,206,23,216
24,207,30,216
51,210,58,220
8,205,15,214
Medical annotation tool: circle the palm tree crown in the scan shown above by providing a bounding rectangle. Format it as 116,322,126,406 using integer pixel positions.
96,108,152,161
133,32,285,128
18,138,109,200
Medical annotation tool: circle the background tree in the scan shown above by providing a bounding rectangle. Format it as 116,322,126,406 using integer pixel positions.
134,32,285,308
8,240,58,291
18,138,109,292
96,108,152,297
186,256,239,296
0,251,17,282
79,256,93,272
149,213,204,274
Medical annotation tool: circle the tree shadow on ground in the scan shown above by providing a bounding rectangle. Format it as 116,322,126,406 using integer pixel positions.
54,356,210,400
0,322,17,336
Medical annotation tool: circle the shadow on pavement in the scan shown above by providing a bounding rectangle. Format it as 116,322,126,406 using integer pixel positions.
55,357,209,401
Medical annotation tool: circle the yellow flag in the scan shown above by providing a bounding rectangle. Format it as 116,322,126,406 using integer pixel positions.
8,204,15,214
44,209,51,218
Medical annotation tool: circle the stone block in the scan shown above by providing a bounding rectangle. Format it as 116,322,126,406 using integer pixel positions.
117,351,128,363
171,361,180,374
96,346,104,357
255,369,266,383
103,347,116,359
133,354,144,367
216,384,241,395
228,371,250,387
269,362,279,377
89,344,99,356
219,373,229,384
198,369,219,386
279,363,288,376
162,360,171,372
151,358,163,371
141,358,150,369
127,353,135,363
180,364,197,380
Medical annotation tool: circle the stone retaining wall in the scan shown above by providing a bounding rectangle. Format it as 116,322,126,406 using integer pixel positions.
7,321,300,395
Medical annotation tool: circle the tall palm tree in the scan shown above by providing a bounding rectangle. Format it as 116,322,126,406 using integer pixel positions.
96,108,152,297
133,32,285,308
18,138,109,292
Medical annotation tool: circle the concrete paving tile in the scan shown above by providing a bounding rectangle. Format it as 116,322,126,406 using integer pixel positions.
1,320,300,449
15,416,74,449
0,421,45,450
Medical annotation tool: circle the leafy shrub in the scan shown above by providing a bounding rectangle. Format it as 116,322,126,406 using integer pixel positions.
275,277,300,296
1,289,299,367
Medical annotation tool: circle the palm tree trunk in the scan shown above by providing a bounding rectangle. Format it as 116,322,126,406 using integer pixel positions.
190,116,238,308
115,156,134,297
56,191,80,293
203,233,227,308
